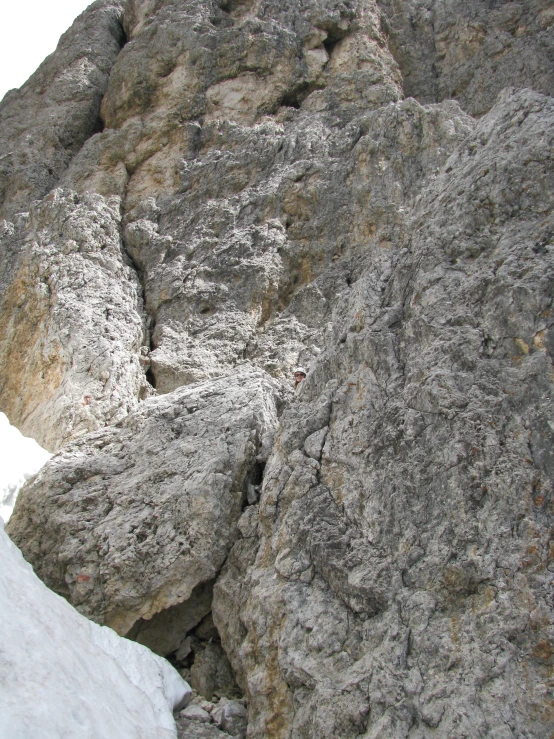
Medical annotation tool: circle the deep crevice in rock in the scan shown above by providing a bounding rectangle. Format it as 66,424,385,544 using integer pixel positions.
118,22,129,51
126,576,244,704
280,81,322,109
323,37,341,58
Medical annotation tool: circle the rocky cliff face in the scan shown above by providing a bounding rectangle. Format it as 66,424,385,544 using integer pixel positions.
3,0,554,737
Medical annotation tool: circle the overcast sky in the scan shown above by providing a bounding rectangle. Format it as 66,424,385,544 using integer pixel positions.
0,0,93,102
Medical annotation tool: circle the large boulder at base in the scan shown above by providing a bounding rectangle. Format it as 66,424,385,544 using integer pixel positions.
0,521,190,739
7,367,286,636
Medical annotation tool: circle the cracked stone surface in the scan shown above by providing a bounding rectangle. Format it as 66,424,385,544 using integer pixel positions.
0,189,148,451
213,88,554,738
377,0,554,116
1,0,553,737
0,0,126,222
7,368,285,635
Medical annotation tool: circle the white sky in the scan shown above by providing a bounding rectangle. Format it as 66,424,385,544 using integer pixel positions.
0,0,94,102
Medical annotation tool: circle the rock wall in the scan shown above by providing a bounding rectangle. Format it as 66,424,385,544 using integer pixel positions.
214,87,554,738
2,0,554,737
377,0,554,116
8,368,285,635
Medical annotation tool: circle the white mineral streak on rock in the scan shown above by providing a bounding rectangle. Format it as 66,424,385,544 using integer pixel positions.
0,521,191,738
0,412,51,522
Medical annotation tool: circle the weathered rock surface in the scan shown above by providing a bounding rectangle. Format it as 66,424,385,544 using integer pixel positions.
213,699,248,738
378,0,554,116
0,0,126,221
175,716,231,739
190,642,241,700
0,189,148,451
214,88,554,737
7,368,285,635
1,0,554,737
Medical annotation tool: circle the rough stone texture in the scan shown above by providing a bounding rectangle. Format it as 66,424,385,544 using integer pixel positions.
180,704,213,722
0,521,190,738
7,368,285,635
0,190,148,451
377,0,554,116
127,579,214,656
0,0,125,221
213,700,248,738
190,642,241,700
214,88,554,737
59,0,406,395
175,716,231,739
1,0,554,737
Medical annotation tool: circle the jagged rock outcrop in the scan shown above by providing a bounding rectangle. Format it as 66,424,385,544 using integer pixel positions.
2,0,554,737
0,190,148,451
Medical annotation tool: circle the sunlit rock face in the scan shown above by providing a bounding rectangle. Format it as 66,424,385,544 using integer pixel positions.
2,0,554,737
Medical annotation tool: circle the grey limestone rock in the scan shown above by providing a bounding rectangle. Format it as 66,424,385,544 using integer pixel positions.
377,0,554,116
7,368,285,635
212,699,248,738
127,579,214,655
0,189,148,451
175,716,231,739
1,0,554,737
213,87,554,738
190,642,241,701
0,0,126,221
180,704,213,723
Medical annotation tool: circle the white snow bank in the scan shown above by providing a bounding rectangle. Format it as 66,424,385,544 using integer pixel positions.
0,521,191,738
0,412,51,522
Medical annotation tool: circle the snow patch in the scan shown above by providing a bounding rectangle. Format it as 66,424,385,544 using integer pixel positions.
0,412,51,522
0,521,191,737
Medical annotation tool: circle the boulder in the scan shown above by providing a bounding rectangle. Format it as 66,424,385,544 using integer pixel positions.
214,88,554,738
7,368,285,636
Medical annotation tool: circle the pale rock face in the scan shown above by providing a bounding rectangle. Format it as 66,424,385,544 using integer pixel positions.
0,0,126,221
1,0,553,737
7,368,286,636
0,520,190,738
0,412,51,521
0,189,148,451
